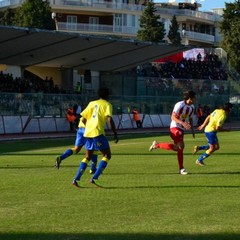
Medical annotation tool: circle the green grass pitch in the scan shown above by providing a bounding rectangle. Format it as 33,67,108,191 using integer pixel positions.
0,131,240,240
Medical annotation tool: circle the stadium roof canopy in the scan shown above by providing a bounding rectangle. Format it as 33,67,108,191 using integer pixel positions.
0,25,191,72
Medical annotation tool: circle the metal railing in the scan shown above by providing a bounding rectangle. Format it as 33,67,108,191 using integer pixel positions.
183,31,215,43
51,0,146,11
155,7,222,22
0,90,236,119
57,22,138,35
0,0,23,7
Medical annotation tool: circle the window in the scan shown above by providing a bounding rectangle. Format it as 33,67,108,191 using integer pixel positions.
182,23,186,30
114,14,122,32
67,16,77,30
132,15,136,27
89,17,99,31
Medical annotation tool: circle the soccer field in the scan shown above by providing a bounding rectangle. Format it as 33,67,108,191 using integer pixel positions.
0,131,240,240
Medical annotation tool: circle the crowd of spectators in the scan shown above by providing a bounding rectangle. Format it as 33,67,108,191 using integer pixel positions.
139,53,228,81
137,52,229,96
0,71,61,94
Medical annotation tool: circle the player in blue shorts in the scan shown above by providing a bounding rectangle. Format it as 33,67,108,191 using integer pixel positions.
72,88,118,188
55,118,98,174
193,102,232,166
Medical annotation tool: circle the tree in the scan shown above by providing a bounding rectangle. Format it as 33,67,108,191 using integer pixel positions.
167,15,181,45
220,0,240,73
14,0,55,30
137,1,165,43
0,8,15,26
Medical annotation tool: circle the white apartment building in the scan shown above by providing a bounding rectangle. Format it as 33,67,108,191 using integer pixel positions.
0,0,223,47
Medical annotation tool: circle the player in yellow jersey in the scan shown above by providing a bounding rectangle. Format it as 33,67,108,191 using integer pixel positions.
72,88,118,188
55,118,98,174
193,102,233,166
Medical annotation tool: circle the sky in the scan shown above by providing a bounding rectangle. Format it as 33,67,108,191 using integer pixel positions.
154,1,235,11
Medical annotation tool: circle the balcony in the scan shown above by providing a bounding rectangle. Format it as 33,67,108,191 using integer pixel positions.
155,7,222,22
57,22,216,43
57,22,138,36
0,0,221,23
183,30,215,44
0,0,23,8
50,0,145,11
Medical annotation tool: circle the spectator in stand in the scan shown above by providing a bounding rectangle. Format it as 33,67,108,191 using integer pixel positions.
75,82,82,94
197,52,202,61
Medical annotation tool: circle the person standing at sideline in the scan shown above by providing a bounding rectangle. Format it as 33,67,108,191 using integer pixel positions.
149,90,196,175
66,106,76,131
72,88,118,188
193,102,233,166
55,117,98,174
132,107,142,128
73,103,82,128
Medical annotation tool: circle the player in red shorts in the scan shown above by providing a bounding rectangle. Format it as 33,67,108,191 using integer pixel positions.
149,90,196,175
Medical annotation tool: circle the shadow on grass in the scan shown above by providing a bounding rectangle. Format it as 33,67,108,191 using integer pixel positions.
0,153,71,156
0,138,75,154
0,233,239,240
0,166,62,169
1,164,240,178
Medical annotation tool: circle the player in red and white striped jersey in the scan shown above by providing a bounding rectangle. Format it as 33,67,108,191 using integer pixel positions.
149,90,196,175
